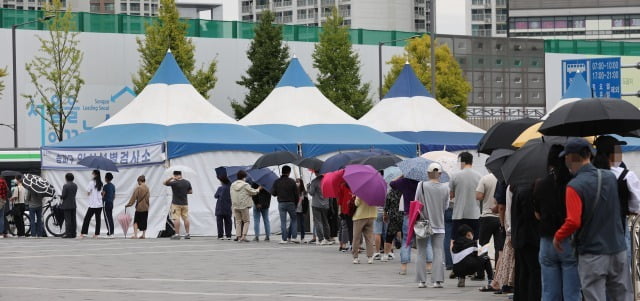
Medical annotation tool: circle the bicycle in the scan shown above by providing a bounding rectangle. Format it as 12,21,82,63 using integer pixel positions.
44,196,65,237
4,203,31,237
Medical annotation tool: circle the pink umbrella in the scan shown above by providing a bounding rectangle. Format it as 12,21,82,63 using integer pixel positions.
405,200,424,246
343,164,387,206
117,208,132,238
321,169,345,199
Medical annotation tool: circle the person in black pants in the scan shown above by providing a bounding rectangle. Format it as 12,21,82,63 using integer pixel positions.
102,173,116,237
10,176,27,237
511,184,541,301
81,170,104,238
214,175,233,240
61,173,78,238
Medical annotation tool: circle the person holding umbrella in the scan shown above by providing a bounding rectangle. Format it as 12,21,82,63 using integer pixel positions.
125,175,150,239
553,138,632,301
26,189,44,237
80,170,104,239
214,174,233,240
230,170,261,242
61,173,78,238
102,173,116,238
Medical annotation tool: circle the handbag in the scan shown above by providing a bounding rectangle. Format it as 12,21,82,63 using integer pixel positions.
413,182,434,238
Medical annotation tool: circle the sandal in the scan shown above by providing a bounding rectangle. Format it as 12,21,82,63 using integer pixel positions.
479,286,498,292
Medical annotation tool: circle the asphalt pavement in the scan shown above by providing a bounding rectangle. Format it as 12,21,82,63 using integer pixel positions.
0,236,508,301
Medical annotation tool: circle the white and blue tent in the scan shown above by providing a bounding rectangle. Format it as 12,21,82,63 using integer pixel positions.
41,51,296,237
358,63,485,152
239,57,417,158
543,74,592,119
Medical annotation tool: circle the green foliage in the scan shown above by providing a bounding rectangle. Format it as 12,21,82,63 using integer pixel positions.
133,0,217,98
312,7,371,119
232,10,289,119
24,0,84,142
0,67,7,96
383,35,471,118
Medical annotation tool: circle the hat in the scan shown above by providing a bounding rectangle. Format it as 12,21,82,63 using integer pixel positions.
559,137,595,157
594,135,626,154
427,162,442,173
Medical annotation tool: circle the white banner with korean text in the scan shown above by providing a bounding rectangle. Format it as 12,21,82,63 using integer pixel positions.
41,143,166,169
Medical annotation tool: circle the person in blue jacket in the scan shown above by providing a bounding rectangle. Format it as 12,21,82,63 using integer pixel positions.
215,175,233,240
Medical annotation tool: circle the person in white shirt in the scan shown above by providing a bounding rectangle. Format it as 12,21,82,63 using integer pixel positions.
80,170,104,239
9,175,27,237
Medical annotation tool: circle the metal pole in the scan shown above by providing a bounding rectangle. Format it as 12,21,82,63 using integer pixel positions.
12,24,18,148
430,0,436,99
378,42,383,100
621,91,640,97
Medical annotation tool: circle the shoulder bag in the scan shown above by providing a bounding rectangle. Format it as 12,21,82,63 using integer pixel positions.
413,182,434,238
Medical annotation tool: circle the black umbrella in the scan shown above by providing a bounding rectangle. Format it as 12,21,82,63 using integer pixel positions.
78,156,119,172
0,170,22,177
252,151,301,169
22,174,56,197
539,98,640,137
294,157,324,172
350,155,402,171
501,137,565,187
477,118,539,155
485,149,515,182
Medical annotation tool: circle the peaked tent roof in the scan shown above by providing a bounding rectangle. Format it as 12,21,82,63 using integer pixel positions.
562,74,591,99
359,63,484,152
239,57,357,126
383,64,433,99
239,58,416,157
45,51,296,158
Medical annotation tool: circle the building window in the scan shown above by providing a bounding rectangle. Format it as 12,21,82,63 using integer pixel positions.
515,92,522,99
496,76,503,83
529,19,541,29
496,59,503,66
514,76,522,83
121,3,127,11
573,19,585,28
612,18,626,27
555,19,568,28
472,0,483,5
496,92,503,99
297,9,307,19
542,20,554,29
632,17,640,26
90,3,100,11
515,21,528,30
130,3,140,11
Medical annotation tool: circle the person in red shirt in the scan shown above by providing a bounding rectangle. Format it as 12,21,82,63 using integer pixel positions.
337,182,354,252
553,138,631,301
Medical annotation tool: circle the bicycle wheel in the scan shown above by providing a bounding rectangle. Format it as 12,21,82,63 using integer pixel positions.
45,213,65,237
22,212,31,236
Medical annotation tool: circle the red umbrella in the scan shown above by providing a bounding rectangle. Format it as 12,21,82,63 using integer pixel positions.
405,200,424,247
321,169,345,198
117,208,132,238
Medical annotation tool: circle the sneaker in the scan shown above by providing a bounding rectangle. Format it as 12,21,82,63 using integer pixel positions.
387,253,395,260
433,282,444,288
418,282,426,288
309,238,317,244
217,237,223,240
318,239,327,245
184,234,191,240
290,239,300,244
372,253,382,260
381,254,388,262
253,237,259,242
106,235,114,239
264,237,270,242
367,257,373,264
241,238,250,242
457,277,466,288
399,270,407,275
340,247,348,252
326,240,335,245
170,234,181,240
352,258,360,264
279,240,289,244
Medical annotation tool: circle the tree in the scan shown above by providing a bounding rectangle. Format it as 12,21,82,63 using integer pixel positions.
232,10,289,119
24,0,84,142
132,0,217,98
312,7,371,119
0,67,7,96
382,35,471,117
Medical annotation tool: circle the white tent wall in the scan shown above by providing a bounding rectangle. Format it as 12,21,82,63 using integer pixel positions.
42,150,289,238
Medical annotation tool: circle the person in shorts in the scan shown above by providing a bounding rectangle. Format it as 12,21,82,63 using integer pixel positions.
164,171,192,240
126,175,150,239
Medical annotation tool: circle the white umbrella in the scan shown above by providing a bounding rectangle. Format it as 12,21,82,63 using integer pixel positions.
421,151,458,175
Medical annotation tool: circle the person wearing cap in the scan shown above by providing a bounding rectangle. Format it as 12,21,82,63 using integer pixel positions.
593,135,640,266
553,138,632,301
414,163,449,288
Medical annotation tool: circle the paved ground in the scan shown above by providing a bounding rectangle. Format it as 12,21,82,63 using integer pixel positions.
0,237,508,301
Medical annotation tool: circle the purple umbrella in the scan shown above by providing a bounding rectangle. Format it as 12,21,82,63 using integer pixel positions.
343,164,387,207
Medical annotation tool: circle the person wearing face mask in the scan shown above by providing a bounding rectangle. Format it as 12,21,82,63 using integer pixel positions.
593,135,640,269
553,138,632,301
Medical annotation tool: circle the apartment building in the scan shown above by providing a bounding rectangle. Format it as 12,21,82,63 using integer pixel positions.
240,0,435,33
509,0,640,40
468,0,507,37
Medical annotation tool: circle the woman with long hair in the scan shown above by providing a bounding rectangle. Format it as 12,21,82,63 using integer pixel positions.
80,170,104,238
295,178,309,241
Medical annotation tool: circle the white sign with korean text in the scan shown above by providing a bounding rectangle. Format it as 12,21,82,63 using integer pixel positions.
41,143,166,169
